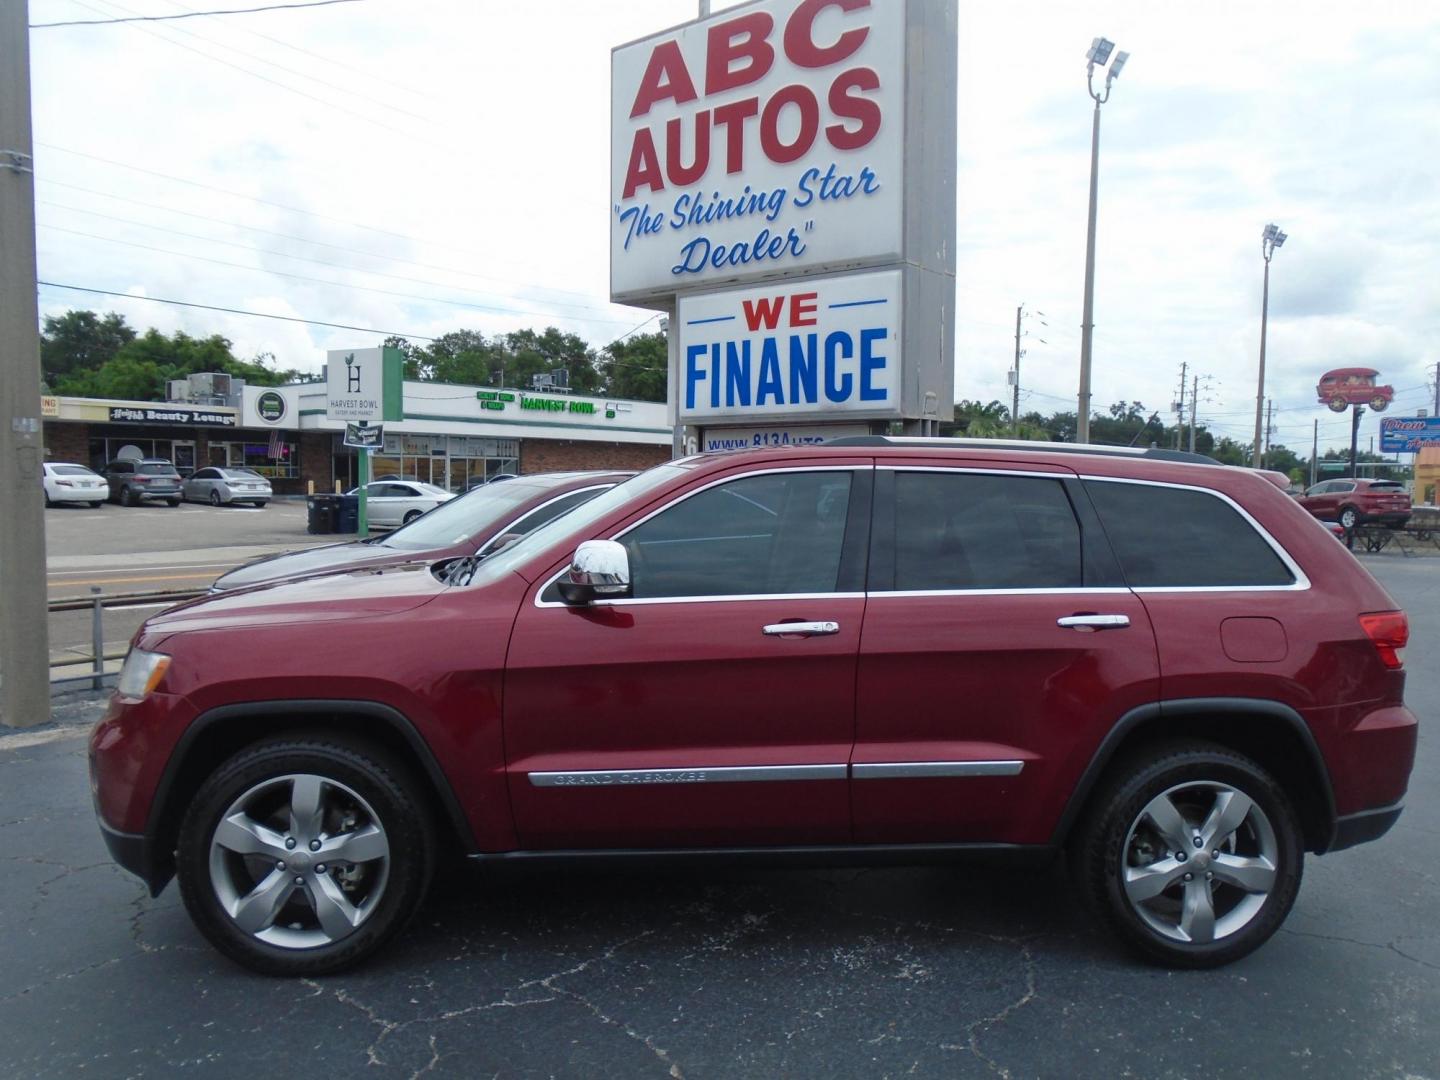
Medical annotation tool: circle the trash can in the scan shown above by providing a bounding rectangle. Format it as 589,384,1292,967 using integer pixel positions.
337,493,360,534
306,494,338,535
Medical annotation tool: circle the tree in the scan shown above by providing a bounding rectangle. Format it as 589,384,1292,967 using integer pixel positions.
601,331,666,402
40,310,136,385
51,326,303,399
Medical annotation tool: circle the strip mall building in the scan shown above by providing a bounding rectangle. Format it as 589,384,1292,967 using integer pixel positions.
41,379,670,495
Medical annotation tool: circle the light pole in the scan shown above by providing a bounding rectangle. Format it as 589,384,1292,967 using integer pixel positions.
1077,38,1128,444
1252,223,1287,466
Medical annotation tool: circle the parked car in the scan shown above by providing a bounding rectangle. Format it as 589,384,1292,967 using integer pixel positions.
1317,368,1393,413
104,459,182,507
211,471,632,592
42,462,108,507
1297,478,1411,530
344,480,455,527
183,467,273,507
91,439,1416,975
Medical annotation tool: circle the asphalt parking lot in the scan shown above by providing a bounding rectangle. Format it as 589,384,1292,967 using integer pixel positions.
3,559,1437,1077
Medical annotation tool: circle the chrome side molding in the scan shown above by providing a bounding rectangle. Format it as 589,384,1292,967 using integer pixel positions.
529,760,1026,787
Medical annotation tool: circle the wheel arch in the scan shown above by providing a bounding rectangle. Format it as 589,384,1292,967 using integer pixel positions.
1052,698,1338,854
143,700,476,895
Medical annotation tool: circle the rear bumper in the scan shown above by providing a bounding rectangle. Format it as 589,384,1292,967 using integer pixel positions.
1327,800,1404,853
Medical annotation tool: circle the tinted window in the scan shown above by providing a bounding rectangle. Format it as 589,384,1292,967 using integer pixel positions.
108,462,132,474
1368,481,1404,491
192,468,217,480
1085,481,1295,588
892,472,1082,590
138,463,177,476
622,471,853,599
1332,481,1356,493
52,465,94,477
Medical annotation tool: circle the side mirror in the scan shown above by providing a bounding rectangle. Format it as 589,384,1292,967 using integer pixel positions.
557,539,631,605
486,531,524,554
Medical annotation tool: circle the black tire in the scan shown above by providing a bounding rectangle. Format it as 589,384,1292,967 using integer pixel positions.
167,499,181,507
403,510,422,524
177,735,435,976
1339,506,1359,530
210,490,223,506
44,492,54,508
254,501,269,509
120,486,135,507
1072,740,1303,968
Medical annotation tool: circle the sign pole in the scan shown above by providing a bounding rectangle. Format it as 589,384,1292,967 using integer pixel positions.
357,446,369,538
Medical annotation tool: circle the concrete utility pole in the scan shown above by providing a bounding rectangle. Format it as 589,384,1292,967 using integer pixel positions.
1172,361,1188,449
1189,375,1199,454
1434,360,1439,416
1012,305,1023,434
1310,418,1318,488
1263,397,1274,468
0,0,51,729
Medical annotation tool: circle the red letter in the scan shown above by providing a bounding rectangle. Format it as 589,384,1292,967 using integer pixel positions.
622,129,665,198
760,85,820,164
784,0,870,69
666,112,710,187
713,97,758,174
826,67,881,150
790,292,818,326
742,296,785,331
706,12,774,95
630,40,698,119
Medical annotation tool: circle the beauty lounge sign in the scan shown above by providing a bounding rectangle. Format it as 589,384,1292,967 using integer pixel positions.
610,0,904,304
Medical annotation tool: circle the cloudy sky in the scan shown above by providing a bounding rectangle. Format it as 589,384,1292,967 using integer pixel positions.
27,0,1440,455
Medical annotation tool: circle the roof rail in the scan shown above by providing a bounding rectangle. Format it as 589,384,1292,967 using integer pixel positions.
824,435,1222,466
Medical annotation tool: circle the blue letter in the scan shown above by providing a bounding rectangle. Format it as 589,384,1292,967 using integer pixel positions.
725,341,752,407
685,344,707,410
859,328,887,401
672,237,710,276
824,331,853,403
756,338,784,405
789,334,817,404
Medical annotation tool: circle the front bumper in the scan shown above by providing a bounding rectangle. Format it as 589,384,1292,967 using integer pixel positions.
97,818,169,896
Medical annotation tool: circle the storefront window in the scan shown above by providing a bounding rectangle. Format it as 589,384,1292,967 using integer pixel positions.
336,435,519,492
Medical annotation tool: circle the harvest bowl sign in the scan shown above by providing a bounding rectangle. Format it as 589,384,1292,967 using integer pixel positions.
611,0,905,304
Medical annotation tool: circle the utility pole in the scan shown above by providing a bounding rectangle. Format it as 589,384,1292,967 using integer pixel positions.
0,0,51,729
1253,224,1287,466
1263,398,1274,469
1011,305,1023,434
1189,375,1200,454
1349,405,1365,479
1172,361,1188,450
1434,359,1439,415
1310,418,1318,488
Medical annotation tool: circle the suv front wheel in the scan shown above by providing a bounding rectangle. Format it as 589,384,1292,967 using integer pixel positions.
1073,741,1303,968
177,736,434,976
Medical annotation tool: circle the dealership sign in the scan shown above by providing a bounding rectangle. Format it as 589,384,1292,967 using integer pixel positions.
1380,416,1440,453
678,269,901,424
612,0,913,303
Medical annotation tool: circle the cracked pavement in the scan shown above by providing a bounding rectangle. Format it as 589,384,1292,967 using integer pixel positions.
1,558,1437,1078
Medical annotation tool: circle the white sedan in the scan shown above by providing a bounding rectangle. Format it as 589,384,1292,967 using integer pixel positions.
347,481,456,527
43,462,109,507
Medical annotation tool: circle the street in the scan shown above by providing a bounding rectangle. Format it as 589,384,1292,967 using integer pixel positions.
2,557,1436,1078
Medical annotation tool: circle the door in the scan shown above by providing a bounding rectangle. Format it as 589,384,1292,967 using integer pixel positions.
172,441,196,474
364,482,401,525
850,465,1160,845
504,465,872,849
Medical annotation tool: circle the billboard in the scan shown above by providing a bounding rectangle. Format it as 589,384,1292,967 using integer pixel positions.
1379,416,1440,453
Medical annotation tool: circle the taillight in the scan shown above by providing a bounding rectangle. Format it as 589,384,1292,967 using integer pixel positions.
1360,611,1408,669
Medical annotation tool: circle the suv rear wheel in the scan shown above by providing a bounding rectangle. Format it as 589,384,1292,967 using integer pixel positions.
1339,505,1360,530
1073,741,1303,968
176,736,434,976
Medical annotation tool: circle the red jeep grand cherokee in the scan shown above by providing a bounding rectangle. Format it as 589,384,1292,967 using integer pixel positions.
90,439,1417,975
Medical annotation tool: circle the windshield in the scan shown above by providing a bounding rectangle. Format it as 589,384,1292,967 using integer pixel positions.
458,464,685,587
381,478,581,552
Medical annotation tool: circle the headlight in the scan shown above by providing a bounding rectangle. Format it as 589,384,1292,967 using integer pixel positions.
116,648,171,701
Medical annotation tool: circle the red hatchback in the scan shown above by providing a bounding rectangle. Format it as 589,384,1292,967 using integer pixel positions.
90,440,1417,975
1297,478,1411,530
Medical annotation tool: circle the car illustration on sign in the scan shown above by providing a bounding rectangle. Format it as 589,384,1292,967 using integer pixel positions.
1317,368,1393,413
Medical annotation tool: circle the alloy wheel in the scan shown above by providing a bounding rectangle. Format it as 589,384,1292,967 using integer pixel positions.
1120,781,1279,945
207,773,391,949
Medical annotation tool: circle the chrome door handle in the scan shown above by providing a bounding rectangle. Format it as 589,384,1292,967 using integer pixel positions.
1057,614,1131,630
763,621,840,636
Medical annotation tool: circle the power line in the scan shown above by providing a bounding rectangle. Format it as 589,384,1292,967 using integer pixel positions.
38,199,631,318
37,178,618,307
39,223,642,325
37,280,435,339
31,0,366,28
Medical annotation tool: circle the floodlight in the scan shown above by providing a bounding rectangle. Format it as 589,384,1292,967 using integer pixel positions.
1086,37,1115,65
1107,51,1129,80
1274,230,1287,247
1263,223,1278,241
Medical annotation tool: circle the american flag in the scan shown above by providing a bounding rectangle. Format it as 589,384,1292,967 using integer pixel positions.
268,427,282,458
